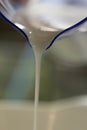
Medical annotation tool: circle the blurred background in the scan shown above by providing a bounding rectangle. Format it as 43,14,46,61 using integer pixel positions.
0,16,87,102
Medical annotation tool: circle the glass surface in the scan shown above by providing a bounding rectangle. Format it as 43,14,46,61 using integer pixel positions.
0,0,87,46
0,17,87,101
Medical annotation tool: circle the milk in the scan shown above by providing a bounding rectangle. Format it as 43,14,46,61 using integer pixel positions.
29,27,58,130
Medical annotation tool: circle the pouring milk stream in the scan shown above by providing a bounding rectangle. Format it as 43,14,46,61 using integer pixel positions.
0,0,87,130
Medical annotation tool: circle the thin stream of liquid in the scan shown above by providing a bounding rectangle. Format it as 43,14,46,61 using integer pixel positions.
33,47,43,130
29,27,58,130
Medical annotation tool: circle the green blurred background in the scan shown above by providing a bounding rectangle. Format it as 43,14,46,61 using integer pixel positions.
0,16,87,102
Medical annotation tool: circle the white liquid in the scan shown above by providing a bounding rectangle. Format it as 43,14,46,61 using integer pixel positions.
29,27,58,130
33,47,42,130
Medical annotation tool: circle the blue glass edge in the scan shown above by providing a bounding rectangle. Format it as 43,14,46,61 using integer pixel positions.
47,17,87,49
0,11,87,50
0,12,32,47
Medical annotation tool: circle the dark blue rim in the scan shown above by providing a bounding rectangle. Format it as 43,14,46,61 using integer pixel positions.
47,17,87,49
0,11,87,49
0,12,32,47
